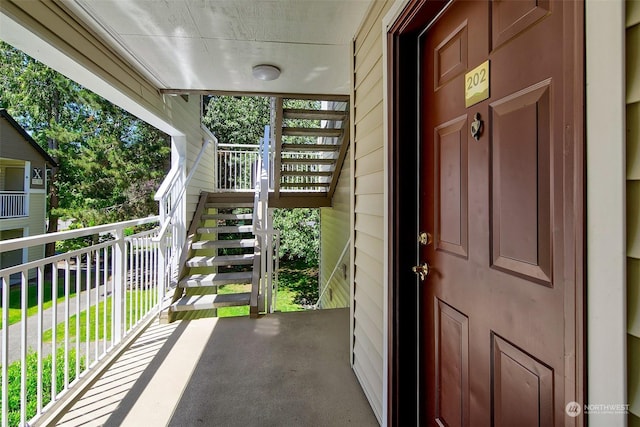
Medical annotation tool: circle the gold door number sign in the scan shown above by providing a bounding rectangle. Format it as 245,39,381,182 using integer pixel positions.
465,60,490,108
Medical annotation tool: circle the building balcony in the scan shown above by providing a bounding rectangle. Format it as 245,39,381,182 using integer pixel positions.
0,192,27,219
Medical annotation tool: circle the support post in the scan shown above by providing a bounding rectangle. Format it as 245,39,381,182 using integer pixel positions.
113,227,126,343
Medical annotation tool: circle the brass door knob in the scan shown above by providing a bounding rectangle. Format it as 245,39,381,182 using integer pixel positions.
412,263,430,281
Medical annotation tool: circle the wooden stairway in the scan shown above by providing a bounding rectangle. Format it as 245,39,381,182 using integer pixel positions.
167,194,260,321
272,97,350,203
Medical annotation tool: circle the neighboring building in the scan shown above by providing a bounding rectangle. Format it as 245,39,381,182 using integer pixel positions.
0,1,637,425
0,109,56,269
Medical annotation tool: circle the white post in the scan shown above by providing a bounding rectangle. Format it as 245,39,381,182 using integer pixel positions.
157,230,167,310
113,227,125,343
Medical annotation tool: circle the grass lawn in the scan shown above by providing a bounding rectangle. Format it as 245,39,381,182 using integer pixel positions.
0,279,83,329
217,258,318,318
42,289,153,343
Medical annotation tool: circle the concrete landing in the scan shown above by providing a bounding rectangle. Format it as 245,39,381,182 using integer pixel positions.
56,308,378,427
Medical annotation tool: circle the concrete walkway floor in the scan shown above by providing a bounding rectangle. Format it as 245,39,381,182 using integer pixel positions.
56,308,378,427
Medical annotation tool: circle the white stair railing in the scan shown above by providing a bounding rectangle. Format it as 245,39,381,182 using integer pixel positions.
215,143,260,191
153,126,214,296
252,125,280,313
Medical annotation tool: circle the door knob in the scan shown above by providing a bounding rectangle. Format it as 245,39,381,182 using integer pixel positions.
412,263,430,281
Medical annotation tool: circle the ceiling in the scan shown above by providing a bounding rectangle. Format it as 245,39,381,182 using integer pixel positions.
63,0,374,95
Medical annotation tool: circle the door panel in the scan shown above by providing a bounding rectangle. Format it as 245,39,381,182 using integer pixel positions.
435,116,468,257
492,334,554,427
435,299,469,426
417,1,576,425
490,81,552,284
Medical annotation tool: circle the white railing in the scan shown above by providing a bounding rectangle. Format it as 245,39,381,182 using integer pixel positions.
314,238,351,309
0,216,169,427
0,192,27,218
215,143,260,191
252,126,280,313
154,126,214,289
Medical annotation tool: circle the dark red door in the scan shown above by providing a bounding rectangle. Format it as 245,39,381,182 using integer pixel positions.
417,1,582,425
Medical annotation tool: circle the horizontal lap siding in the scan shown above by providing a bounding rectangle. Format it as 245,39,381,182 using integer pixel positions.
320,150,351,308
352,0,392,424
627,2,640,422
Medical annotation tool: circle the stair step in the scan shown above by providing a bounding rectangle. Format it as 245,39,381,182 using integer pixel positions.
281,182,330,188
205,202,254,209
197,225,254,234
172,292,252,311
282,127,343,137
281,144,341,152
179,271,253,287
192,238,255,250
281,171,333,177
186,254,255,267
283,108,347,121
202,213,253,221
281,158,336,165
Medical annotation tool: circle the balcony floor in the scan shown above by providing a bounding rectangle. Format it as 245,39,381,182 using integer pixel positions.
56,308,378,426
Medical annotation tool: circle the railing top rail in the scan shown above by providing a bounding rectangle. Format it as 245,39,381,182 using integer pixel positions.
0,215,159,252
0,191,27,194
217,143,260,149
154,159,185,202
154,124,215,240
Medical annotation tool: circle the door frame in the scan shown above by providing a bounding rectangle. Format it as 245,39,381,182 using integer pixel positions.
383,1,586,425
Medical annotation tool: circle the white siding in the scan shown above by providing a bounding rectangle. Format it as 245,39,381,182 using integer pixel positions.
320,149,351,308
626,2,640,423
352,1,393,423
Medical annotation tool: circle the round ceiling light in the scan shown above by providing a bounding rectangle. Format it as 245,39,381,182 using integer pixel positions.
252,64,281,81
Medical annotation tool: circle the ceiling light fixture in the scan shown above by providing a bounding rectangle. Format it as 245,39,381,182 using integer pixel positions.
252,64,281,81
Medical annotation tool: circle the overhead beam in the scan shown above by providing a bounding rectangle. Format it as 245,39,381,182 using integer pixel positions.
160,89,350,102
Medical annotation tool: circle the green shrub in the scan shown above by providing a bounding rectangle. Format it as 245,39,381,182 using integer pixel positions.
0,348,85,426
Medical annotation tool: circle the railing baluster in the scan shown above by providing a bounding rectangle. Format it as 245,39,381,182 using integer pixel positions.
20,270,27,426
86,251,91,366
1,274,8,427
51,262,58,401
102,247,107,354
94,249,99,362
64,258,70,389
75,255,81,380
37,265,44,416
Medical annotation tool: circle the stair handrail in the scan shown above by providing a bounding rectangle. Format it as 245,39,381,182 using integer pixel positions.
252,125,280,313
314,238,351,309
154,125,215,241
152,125,215,302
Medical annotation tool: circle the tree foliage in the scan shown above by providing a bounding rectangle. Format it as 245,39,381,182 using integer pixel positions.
202,96,270,145
272,208,320,265
0,41,170,231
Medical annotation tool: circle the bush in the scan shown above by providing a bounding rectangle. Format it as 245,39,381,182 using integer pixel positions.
0,348,85,426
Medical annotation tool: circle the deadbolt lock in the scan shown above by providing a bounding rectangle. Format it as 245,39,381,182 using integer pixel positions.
412,263,430,281
419,232,433,246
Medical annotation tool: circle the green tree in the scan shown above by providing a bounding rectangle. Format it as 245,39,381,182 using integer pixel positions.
0,41,170,237
273,208,320,265
202,96,269,145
